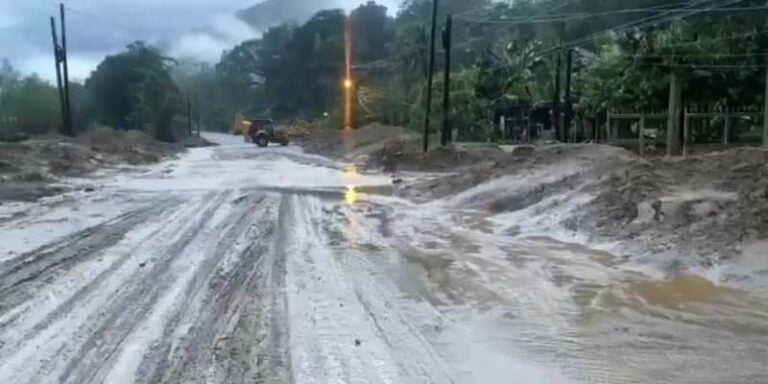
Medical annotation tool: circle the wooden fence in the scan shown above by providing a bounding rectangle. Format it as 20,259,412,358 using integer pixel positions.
604,108,766,157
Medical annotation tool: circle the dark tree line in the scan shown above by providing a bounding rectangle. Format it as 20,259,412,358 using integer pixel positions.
3,0,768,141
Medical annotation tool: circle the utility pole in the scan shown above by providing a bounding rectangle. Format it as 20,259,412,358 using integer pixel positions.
552,20,565,141
59,3,73,136
423,0,439,153
666,71,682,156
50,17,66,136
441,14,452,146
563,48,574,142
195,92,202,138
186,94,192,137
553,53,562,141
763,67,768,147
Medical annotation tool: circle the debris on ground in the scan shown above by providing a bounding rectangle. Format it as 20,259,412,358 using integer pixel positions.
299,122,420,163
181,135,218,148
0,129,183,202
400,144,768,281
300,122,507,172
298,123,768,281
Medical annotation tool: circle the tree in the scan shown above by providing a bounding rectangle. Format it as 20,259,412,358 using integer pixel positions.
351,1,396,64
86,42,182,141
0,61,60,138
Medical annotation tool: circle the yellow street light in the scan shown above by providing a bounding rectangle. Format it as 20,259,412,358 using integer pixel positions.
344,78,353,89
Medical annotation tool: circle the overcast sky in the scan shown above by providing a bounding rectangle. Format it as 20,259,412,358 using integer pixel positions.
0,0,400,83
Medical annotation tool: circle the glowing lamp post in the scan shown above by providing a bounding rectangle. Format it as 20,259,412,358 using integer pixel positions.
343,15,354,130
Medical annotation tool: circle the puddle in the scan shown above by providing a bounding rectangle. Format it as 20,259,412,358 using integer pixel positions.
341,165,394,206
629,274,746,310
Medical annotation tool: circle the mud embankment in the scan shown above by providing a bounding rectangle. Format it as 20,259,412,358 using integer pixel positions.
0,129,196,202
299,123,768,288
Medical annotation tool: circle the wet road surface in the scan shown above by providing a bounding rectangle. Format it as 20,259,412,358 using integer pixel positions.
1,134,767,383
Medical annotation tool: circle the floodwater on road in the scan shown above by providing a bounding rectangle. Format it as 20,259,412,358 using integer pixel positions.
0,133,766,383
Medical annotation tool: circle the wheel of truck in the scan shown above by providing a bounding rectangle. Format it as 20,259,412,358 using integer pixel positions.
255,135,269,147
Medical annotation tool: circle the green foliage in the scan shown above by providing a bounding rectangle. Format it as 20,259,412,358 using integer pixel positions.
86,42,182,141
0,61,60,137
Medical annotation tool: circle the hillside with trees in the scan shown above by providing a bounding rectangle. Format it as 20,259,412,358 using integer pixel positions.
200,0,768,140
2,0,768,143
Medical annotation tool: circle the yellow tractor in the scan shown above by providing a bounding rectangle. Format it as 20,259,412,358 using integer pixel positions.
234,114,289,147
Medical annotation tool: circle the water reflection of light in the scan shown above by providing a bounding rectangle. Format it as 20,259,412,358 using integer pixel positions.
344,165,361,205
345,185,360,205
345,165,360,177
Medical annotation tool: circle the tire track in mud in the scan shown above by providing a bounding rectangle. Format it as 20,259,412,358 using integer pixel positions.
0,191,232,383
139,193,291,384
283,194,453,384
0,198,181,326
58,191,235,384
0,197,179,294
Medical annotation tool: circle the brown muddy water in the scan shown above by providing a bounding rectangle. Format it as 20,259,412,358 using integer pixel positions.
352,204,768,384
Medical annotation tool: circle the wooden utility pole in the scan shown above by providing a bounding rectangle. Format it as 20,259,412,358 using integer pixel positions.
423,0,439,153
763,67,768,147
186,95,192,137
59,3,73,136
639,116,646,158
195,92,202,138
50,17,66,136
441,14,452,146
563,48,574,142
552,20,565,141
666,72,682,156
553,52,562,141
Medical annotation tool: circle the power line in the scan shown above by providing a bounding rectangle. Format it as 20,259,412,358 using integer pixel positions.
454,4,767,25
466,0,753,76
654,63,768,68
62,5,138,33
452,0,578,20
454,0,699,24
631,51,768,58
532,0,742,58
659,29,766,48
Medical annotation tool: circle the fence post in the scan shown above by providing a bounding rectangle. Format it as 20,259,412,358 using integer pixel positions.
606,111,612,142
764,67,768,147
500,115,506,143
763,65,768,147
639,116,645,158
724,108,730,147
683,109,690,158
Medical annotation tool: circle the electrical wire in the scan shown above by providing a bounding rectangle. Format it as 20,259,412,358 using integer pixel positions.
654,63,768,68
62,5,138,33
454,3,767,25
531,0,744,58
631,51,768,58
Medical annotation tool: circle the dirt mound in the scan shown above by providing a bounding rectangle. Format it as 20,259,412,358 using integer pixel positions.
300,122,418,160
367,142,506,173
400,144,637,202
76,129,180,164
0,129,182,202
399,143,768,274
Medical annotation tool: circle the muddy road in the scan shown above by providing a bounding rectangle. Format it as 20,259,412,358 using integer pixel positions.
1,134,766,383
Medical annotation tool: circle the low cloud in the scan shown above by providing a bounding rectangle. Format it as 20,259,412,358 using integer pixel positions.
167,15,259,63
2,0,401,83
18,53,109,83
